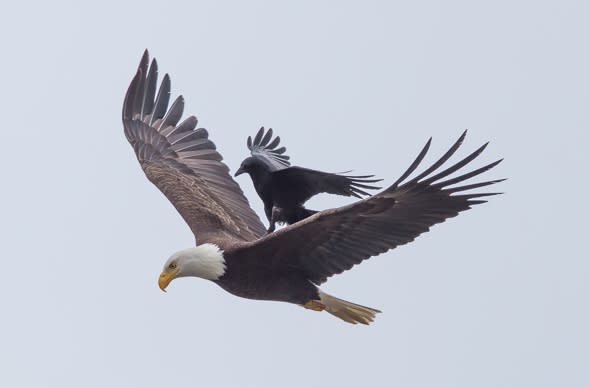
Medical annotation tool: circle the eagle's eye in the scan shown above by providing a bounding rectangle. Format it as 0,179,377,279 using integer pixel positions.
168,262,177,270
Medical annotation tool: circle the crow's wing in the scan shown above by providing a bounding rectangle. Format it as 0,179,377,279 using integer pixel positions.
247,127,291,171
271,166,382,205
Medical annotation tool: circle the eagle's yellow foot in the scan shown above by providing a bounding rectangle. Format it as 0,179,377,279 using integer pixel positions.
302,300,325,311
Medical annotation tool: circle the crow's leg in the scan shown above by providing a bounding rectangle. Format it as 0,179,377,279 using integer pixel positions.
266,206,283,234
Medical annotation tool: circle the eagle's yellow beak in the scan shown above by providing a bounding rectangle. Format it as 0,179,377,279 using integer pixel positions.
158,269,178,292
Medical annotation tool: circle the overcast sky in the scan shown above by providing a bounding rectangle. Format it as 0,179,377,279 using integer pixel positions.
1,1,588,387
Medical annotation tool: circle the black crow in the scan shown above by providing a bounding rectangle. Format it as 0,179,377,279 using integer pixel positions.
234,127,382,233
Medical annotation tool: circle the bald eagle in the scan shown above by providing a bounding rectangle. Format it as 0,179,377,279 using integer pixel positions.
123,51,503,324
235,127,382,232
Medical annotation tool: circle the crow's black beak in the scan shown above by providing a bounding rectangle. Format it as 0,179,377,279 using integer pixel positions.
234,167,246,177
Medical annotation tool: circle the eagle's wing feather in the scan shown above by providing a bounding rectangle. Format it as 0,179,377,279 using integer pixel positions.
240,131,503,284
123,51,266,244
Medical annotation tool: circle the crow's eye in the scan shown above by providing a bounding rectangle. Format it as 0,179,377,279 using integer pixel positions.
168,262,177,270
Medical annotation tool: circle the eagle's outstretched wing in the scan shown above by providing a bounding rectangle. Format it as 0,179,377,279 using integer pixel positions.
123,51,266,245
240,131,503,284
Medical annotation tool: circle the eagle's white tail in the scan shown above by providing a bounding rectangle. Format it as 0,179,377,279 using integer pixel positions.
318,291,381,325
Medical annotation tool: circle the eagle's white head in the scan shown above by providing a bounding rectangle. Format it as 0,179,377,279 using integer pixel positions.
158,243,226,291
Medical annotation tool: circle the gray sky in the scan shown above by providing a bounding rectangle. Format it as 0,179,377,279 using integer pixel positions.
1,1,588,387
